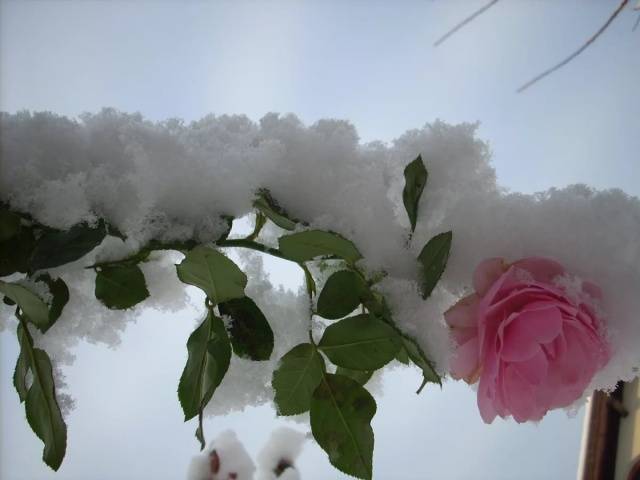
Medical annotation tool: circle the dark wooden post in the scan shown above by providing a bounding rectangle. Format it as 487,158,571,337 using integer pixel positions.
582,383,627,480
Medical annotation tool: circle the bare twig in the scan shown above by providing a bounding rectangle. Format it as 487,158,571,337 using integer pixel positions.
517,0,630,93
632,13,640,31
433,0,501,47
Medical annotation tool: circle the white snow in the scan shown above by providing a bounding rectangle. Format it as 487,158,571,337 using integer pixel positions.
186,428,305,480
186,454,212,480
187,430,255,480
255,427,306,480
2,109,639,414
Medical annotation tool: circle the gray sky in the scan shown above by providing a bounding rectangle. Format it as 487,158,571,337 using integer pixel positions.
1,1,639,479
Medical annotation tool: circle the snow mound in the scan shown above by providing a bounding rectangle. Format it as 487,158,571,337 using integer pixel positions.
2,109,639,413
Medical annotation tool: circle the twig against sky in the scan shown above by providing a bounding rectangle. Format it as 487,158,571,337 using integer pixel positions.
632,13,640,31
433,0,500,47
516,0,630,93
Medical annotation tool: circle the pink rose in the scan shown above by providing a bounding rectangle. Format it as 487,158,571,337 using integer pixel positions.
445,257,609,423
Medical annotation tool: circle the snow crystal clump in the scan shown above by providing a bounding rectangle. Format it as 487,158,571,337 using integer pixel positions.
2,109,640,411
187,430,255,480
256,427,306,480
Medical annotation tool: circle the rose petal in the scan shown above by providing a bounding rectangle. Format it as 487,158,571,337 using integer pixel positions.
451,326,477,345
543,324,595,408
444,293,479,328
479,266,522,307
513,257,565,284
473,257,508,296
582,281,603,300
500,306,563,362
477,374,498,424
512,349,548,385
574,305,604,338
502,365,537,423
484,286,566,319
477,269,533,353
542,330,567,360
480,288,566,371
450,337,480,381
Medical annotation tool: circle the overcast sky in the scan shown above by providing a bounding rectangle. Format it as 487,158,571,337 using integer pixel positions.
1,1,639,479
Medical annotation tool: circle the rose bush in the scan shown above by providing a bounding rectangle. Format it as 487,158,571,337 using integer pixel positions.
445,257,610,423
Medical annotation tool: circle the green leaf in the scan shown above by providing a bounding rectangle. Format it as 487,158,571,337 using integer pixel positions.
360,289,391,320
417,231,452,299
401,335,441,393
279,230,361,264
395,346,410,365
35,274,69,331
0,281,50,330
310,374,376,480
95,264,149,310
301,264,317,298
254,190,297,231
358,294,413,369
0,226,35,276
178,312,231,421
16,324,67,471
218,296,274,361
176,246,247,305
30,221,106,271
0,209,21,241
13,339,29,402
26,353,68,470
402,155,428,232
335,367,374,386
317,270,365,320
272,343,326,416
318,314,401,371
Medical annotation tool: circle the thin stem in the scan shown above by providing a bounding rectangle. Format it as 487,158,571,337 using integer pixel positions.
405,230,413,249
197,410,205,450
416,377,429,395
433,0,501,47
216,238,291,262
244,212,266,242
517,0,630,93
366,270,388,287
302,263,318,347
85,250,150,270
